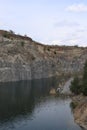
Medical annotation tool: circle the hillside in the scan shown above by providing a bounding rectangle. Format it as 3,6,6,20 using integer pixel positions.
0,30,87,82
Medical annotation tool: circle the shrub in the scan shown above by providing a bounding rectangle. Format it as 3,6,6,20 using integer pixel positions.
82,60,87,95
3,33,10,38
9,30,15,34
70,60,87,96
21,41,25,47
70,76,81,95
32,56,35,60
54,51,56,54
70,101,78,109
47,48,50,51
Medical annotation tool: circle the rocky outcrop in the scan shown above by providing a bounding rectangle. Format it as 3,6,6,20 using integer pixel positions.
0,30,87,82
49,88,56,95
61,78,73,95
72,95,87,129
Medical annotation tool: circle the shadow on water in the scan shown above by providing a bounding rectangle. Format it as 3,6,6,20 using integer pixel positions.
0,77,63,123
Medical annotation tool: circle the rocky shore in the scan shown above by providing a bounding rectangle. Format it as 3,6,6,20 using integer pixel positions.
72,95,87,130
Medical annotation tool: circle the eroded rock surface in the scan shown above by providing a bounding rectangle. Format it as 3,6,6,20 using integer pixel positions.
72,95,87,129
0,30,87,82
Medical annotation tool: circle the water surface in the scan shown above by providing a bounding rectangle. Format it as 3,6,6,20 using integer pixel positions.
0,78,82,130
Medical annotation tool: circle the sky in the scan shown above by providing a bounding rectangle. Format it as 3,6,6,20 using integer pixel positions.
0,0,87,47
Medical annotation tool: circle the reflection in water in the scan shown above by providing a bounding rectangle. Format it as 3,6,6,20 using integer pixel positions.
0,77,59,122
0,77,82,130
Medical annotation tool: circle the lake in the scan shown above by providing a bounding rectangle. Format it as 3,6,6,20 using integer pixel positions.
0,77,83,130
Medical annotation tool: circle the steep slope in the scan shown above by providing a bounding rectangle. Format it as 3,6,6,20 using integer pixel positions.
72,95,87,129
0,30,87,82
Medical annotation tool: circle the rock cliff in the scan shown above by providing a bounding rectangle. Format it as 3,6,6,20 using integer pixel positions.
72,95,87,129
0,30,87,82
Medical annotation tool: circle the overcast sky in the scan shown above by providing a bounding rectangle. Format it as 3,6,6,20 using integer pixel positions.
0,0,87,46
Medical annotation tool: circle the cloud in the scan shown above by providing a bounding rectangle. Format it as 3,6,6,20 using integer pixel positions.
66,4,87,12
54,20,80,27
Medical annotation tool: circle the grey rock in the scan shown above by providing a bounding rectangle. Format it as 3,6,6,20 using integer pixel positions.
0,31,87,82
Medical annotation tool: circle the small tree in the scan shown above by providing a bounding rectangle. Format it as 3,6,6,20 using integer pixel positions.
83,60,87,95
70,76,81,94
9,30,15,34
21,41,25,47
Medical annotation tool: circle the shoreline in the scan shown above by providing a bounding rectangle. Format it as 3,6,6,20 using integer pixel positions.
71,95,87,130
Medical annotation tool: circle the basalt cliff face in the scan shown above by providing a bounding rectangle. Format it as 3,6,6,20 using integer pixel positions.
0,30,87,82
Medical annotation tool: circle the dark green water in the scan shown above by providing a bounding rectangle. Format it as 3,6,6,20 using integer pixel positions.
0,78,83,130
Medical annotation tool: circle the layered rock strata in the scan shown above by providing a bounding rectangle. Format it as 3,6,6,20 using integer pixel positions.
0,30,87,82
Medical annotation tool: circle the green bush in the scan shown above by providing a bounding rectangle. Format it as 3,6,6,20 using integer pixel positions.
82,60,87,95
3,33,10,38
70,101,78,109
47,48,50,51
70,76,81,94
54,51,56,54
9,30,15,34
70,60,87,96
21,41,25,47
